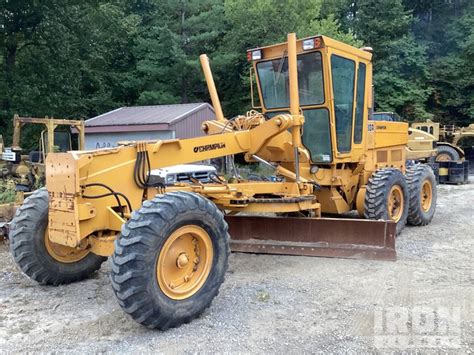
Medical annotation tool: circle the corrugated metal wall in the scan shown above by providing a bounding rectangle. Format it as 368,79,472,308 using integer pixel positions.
84,104,216,148
171,105,215,138
85,130,173,150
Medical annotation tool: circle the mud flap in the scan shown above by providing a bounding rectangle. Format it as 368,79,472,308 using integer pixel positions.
225,215,396,261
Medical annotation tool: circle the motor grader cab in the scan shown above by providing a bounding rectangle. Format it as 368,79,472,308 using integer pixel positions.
245,36,427,218
9,34,437,330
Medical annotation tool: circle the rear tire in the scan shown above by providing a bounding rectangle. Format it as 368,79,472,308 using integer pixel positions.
436,145,460,162
110,191,230,329
364,168,409,235
406,164,437,226
9,188,106,285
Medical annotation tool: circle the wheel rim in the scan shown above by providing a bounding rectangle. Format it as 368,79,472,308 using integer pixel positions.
44,229,90,263
421,179,433,212
157,225,214,300
436,153,451,162
387,185,404,222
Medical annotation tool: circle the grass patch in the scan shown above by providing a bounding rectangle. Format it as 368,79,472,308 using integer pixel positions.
0,179,17,204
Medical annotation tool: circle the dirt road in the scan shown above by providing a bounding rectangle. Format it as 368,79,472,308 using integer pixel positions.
0,183,473,353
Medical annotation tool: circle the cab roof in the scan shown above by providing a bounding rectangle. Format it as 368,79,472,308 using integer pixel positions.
247,35,372,62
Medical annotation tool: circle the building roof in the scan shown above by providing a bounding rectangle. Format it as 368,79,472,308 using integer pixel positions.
85,103,214,127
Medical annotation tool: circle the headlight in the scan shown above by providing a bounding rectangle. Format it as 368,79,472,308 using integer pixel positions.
166,174,176,183
303,39,315,50
302,37,323,50
247,49,262,61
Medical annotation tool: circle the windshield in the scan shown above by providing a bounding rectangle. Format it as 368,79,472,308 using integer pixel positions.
256,51,324,109
43,131,71,153
54,131,71,152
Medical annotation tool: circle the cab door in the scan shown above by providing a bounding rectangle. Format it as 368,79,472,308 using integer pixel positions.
328,49,370,162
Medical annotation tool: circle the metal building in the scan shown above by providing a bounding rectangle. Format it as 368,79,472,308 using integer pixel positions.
84,103,215,150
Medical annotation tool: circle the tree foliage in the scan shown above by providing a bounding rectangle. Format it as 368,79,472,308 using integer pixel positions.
0,0,472,148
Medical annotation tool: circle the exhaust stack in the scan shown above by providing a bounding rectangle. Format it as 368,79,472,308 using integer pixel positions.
200,54,225,123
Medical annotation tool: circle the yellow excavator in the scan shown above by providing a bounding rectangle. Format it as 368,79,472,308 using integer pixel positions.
9,33,437,329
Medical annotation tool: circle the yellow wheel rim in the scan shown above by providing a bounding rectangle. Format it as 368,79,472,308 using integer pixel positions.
421,179,433,212
44,229,90,263
387,185,404,222
436,153,451,162
157,225,214,300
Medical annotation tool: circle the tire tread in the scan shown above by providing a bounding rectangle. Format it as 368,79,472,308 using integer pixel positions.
110,191,230,330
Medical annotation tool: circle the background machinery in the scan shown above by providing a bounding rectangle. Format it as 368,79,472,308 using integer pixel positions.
0,116,85,224
371,112,437,162
412,119,474,162
9,33,437,329
1,115,85,190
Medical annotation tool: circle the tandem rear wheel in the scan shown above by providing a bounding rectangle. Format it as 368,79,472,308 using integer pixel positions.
110,191,230,330
364,166,436,234
406,164,437,226
364,168,409,235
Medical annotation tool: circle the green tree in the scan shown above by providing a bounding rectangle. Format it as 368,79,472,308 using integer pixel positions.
404,0,473,124
217,0,359,116
350,0,431,120
0,1,139,149
0,0,50,132
428,3,474,124
131,0,226,105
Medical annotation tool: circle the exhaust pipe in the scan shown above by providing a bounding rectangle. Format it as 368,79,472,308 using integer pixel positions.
200,54,226,123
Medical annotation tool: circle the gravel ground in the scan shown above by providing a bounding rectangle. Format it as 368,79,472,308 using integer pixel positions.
0,182,473,353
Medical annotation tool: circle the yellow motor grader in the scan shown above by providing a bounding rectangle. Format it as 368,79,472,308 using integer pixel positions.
9,33,437,329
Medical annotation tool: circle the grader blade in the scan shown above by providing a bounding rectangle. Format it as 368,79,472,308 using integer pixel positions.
225,216,396,261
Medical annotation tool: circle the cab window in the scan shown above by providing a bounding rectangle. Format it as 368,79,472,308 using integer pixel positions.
302,109,332,163
331,55,355,153
256,52,324,109
354,63,366,144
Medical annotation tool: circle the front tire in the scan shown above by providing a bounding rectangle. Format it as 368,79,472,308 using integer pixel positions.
110,191,230,329
9,188,106,285
406,164,437,226
364,168,409,235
